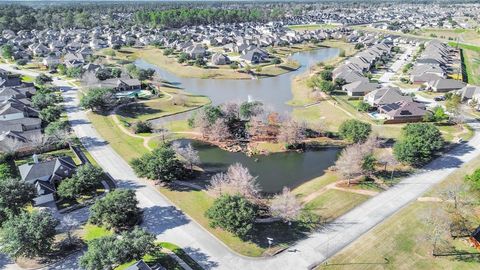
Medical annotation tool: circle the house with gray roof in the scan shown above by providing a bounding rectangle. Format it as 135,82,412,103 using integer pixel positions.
427,78,466,92
378,100,427,123
18,156,76,205
342,81,380,97
364,87,413,107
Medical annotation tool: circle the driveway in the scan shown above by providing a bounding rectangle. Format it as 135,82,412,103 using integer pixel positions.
2,65,480,270
379,44,414,86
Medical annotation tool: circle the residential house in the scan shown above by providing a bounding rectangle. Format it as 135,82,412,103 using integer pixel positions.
18,156,76,206
378,100,427,123
342,81,381,97
211,53,231,65
427,78,466,92
364,87,413,107
97,78,141,92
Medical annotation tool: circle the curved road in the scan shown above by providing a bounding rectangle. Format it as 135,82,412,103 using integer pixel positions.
2,64,480,270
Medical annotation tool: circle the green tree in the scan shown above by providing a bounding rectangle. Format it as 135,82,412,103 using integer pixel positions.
465,169,480,191
35,73,52,85
0,210,59,258
131,143,185,182
79,88,114,112
0,178,35,224
239,101,263,120
39,106,62,124
89,189,141,230
393,123,444,165
0,163,13,181
319,80,335,93
57,164,103,199
79,227,155,270
338,119,372,143
66,67,82,78
319,70,332,81
1,44,13,60
32,93,61,110
205,194,257,238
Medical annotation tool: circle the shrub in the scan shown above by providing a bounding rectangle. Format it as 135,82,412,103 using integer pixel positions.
205,194,257,238
338,119,372,143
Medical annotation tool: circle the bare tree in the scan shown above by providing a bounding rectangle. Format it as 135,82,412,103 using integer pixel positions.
171,94,187,106
172,142,200,171
209,118,231,142
335,144,365,185
270,187,302,224
192,109,211,138
61,215,80,247
277,119,306,147
422,206,451,255
377,150,399,181
221,102,240,121
207,163,260,200
156,126,171,144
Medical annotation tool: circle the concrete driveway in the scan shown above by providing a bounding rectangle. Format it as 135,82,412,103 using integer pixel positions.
379,44,414,86
2,65,480,270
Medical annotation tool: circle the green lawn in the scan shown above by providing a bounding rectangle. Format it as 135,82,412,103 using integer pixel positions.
116,243,183,270
81,224,113,242
318,202,480,270
14,148,82,167
117,93,210,123
293,172,339,199
87,111,148,161
159,186,319,257
304,190,369,222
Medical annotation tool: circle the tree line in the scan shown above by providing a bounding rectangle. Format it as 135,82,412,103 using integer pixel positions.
134,7,285,28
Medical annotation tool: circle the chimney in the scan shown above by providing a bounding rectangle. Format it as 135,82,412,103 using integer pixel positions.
32,153,39,164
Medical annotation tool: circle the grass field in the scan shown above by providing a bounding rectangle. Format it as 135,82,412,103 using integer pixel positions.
318,145,480,270
304,190,370,222
288,24,338,31
159,185,321,257
117,93,209,123
109,47,303,80
87,111,148,161
462,48,480,85
318,202,480,270
81,224,113,242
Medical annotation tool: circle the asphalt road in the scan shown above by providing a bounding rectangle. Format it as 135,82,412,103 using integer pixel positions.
2,65,480,270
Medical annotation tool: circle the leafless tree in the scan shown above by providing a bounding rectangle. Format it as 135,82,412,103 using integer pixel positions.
192,109,211,138
46,128,73,147
156,126,171,143
377,150,399,181
335,144,365,185
439,182,468,211
270,187,302,224
277,119,306,146
207,163,260,200
61,215,80,247
171,94,187,106
209,118,231,142
221,102,240,121
172,142,200,171
422,206,451,255
309,120,326,136
31,133,48,153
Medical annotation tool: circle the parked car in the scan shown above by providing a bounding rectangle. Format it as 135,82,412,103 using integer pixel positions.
434,96,446,101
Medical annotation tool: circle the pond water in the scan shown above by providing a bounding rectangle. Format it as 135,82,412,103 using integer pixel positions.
135,47,340,126
177,139,341,194
137,48,342,192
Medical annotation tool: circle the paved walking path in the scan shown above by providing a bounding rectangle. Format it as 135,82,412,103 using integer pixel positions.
2,64,480,270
